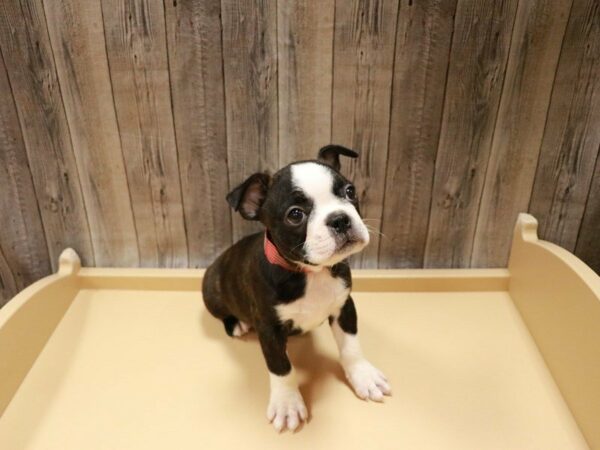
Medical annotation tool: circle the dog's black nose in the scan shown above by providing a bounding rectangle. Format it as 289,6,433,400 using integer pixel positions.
327,212,351,234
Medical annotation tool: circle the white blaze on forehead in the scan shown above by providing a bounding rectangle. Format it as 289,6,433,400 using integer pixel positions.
290,162,369,266
290,162,335,202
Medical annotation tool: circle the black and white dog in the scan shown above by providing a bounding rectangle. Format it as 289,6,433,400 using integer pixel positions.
202,145,391,432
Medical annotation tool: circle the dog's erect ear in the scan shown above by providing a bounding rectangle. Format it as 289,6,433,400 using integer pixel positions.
317,145,359,171
226,172,271,220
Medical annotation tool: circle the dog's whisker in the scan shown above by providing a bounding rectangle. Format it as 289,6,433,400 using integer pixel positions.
365,226,389,240
289,240,307,252
366,226,384,235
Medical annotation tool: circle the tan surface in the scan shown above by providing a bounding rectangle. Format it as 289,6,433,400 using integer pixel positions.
0,288,586,450
2,215,599,449
0,250,80,416
509,214,600,448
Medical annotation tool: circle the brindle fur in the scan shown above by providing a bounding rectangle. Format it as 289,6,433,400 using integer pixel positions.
202,147,359,377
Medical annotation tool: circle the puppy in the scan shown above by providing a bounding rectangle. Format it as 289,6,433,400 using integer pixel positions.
202,145,391,432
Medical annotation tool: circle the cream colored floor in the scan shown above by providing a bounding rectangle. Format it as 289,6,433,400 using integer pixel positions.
0,289,587,450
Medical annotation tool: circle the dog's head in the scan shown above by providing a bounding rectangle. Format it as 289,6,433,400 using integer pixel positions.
226,145,369,269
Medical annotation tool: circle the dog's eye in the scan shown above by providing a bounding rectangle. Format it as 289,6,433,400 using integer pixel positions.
345,185,356,201
286,207,306,226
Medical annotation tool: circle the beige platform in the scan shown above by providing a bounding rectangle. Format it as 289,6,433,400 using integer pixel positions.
1,214,599,449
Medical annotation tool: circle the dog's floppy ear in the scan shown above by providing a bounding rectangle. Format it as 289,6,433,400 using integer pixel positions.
226,172,271,220
317,145,359,171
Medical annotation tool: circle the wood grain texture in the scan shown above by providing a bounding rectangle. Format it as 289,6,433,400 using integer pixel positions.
102,0,187,267
278,0,334,164
1,0,600,298
529,0,600,252
378,0,457,269
575,152,600,274
43,0,139,266
332,0,400,269
424,0,519,268
221,0,278,241
164,0,231,267
0,0,94,271
0,246,17,307
0,53,51,301
472,0,573,267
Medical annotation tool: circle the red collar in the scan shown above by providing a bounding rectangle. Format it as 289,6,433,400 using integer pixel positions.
264,233,309,273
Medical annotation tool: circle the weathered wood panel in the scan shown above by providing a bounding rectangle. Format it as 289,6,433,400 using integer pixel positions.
472,0,573,267
424,0,519,268
278,0,334,164
102,0,187,267
0,53,50,304
43,0,139,266
332,0,400,268
221,0,279,241
164,0,231,267
0,246,17,307
1,0,599,306
0,0,94,270
379,0,457,269
529,0,600,252
575,153,600,274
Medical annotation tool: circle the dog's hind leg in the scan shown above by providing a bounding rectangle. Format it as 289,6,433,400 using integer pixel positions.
202,265,251,338
203,291,250,338
223,316,251,337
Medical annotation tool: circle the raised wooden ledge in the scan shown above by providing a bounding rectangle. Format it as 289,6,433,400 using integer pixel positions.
1,214,599,448
0,249,80,416
75,267,510,292
508,213,600,450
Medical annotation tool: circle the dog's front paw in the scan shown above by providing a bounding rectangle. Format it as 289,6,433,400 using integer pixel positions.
344,359,391,402
266,388,308,432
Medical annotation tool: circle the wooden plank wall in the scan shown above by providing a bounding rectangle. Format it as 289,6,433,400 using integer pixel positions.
0,0,598,305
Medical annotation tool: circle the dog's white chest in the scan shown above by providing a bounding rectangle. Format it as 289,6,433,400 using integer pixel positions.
275,270,350,332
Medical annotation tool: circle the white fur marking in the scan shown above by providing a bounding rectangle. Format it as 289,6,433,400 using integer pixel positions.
276,269,350,332
267,370,308,432
331,319,392,401
232,321,250,337
290,162,369,266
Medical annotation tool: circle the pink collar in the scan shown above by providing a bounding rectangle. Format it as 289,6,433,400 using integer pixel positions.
264,233,309,273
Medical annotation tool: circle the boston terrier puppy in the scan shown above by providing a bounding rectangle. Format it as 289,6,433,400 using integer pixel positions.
202,145,391,432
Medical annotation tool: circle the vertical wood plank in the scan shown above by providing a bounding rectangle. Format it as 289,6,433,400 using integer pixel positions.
379,0,457,269
164,0,231,267
0,52,51,301
472,0,573,267
529,0,600,252
221,0,278,241
102,0,187,267
43,0,139,266
0,246,17,307
0,0,94,270
278,0,334,164
424,0,519,268
332,0,400,268
575,152,600,274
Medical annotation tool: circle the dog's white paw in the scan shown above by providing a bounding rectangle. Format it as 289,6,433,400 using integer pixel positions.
344,359,391,402
232,321,250,337
266,387,308,432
